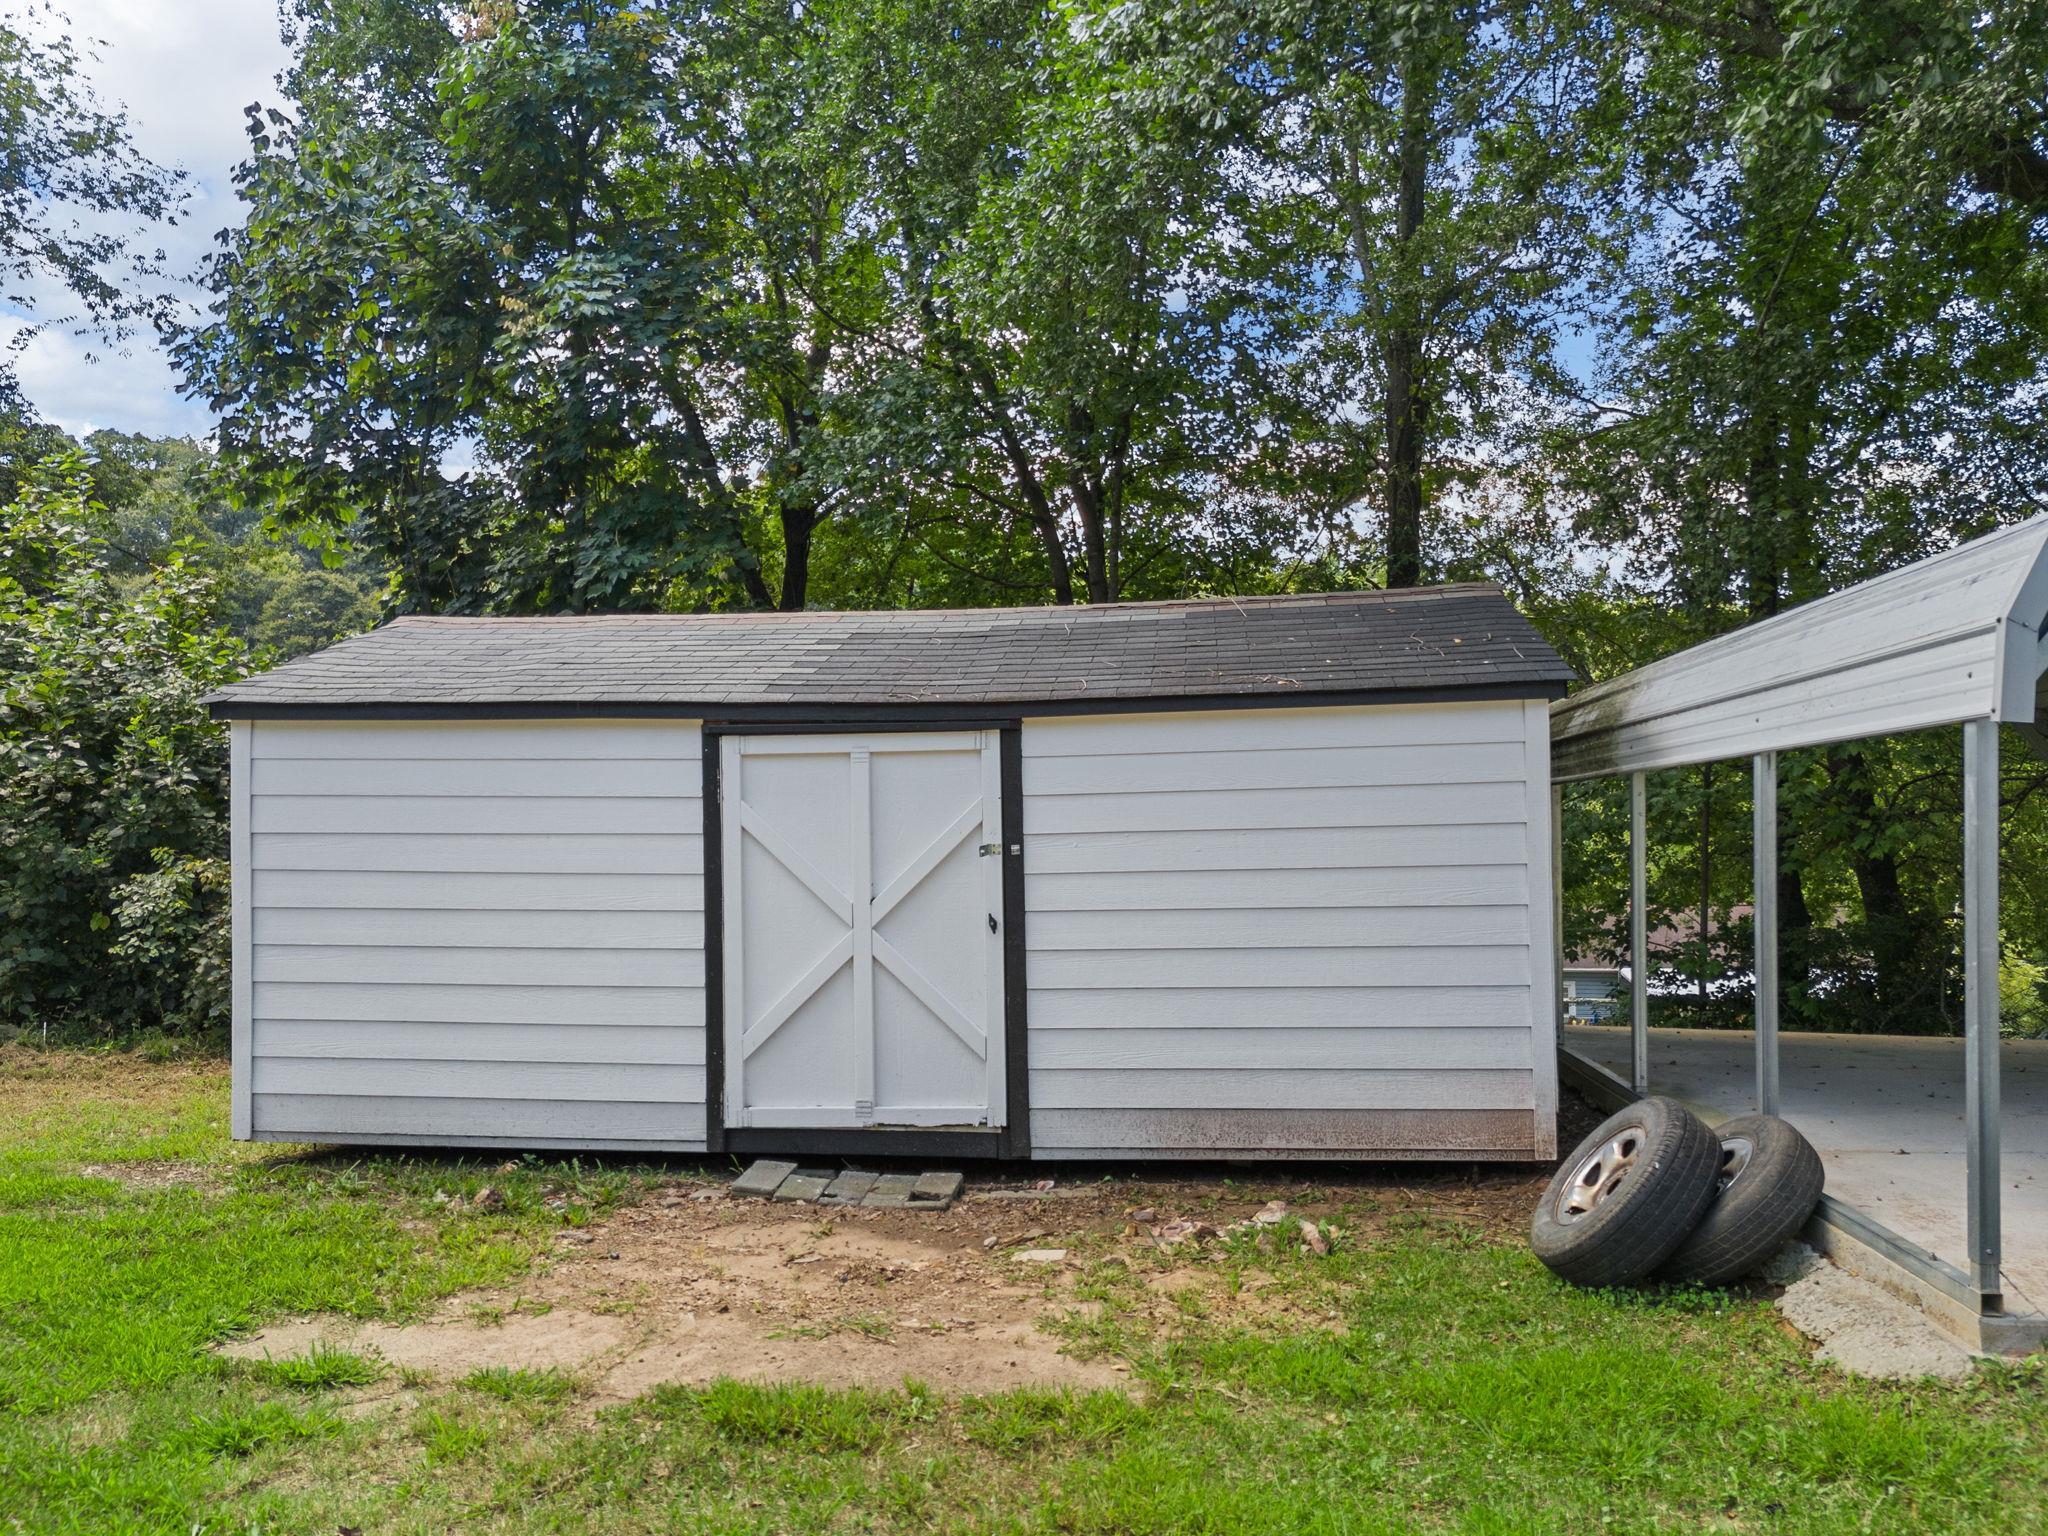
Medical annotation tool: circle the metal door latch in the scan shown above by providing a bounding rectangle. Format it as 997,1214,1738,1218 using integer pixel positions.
978,843,1022,857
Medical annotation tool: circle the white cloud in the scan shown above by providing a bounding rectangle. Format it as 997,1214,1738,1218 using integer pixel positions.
7,0,292,439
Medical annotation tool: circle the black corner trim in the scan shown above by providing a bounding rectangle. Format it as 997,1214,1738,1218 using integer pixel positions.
999,725,1031,1159
702,735,727,1155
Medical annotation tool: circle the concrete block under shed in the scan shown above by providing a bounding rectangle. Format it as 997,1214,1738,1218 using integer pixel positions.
730,1160,798,1199
771,1169,834,1202
909,1171,964,1209
819,1170,880,1206
864,1173,919,1208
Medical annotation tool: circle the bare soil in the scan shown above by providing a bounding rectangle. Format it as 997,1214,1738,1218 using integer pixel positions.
221,1161,1552,1400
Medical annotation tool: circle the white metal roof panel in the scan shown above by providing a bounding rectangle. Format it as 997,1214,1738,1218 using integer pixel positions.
1552,516,2048,781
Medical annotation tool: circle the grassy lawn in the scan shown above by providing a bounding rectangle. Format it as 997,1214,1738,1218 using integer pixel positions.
0,1047,2042,1535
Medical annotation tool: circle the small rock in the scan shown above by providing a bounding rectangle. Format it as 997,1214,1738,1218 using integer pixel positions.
1299,1219,1329,1256
1251,1200,1290,1227
1156,1219,1222,1247
1012,1248,1068,1264
1127,1207,1157,1223
982,1235,1000,1250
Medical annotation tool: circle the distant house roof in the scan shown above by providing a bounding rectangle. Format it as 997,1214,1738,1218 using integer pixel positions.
205,584,1571,719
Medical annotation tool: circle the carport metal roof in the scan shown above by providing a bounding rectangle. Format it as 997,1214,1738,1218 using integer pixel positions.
1552,515,2048,782
1547,515,2048,1347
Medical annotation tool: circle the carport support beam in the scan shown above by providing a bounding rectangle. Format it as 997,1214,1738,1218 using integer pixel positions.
1962,718,2002,1301
1752,751,1780,1116
1629,770,1650,1097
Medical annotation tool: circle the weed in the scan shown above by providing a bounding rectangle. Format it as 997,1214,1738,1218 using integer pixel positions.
176,1400,336,1458
461,1365,578,1403
254,1342,384,1391
413,1405,493,1465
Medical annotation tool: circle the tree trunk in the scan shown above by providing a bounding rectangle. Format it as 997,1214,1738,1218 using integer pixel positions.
1068,467,1112,604
778,505,817,612
1778,856,1814,1025
1382,55,1432,591
1824,744,1938,1026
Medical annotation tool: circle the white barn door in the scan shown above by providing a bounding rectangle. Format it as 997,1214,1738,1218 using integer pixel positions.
720,732,1007,1129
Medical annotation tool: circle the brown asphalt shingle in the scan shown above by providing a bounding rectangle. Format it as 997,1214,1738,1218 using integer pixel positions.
204,585,1571,715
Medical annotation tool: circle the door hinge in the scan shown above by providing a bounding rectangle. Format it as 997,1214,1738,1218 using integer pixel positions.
978,843,1022,857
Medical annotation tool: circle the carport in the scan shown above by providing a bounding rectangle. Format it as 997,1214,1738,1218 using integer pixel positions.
1550,516,2048,1353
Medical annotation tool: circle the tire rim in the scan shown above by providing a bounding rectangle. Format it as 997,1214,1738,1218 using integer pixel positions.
1716,1134,1755,1195
1556,1125,1646,1223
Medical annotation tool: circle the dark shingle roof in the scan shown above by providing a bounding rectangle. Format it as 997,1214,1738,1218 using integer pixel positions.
205,585,1571,716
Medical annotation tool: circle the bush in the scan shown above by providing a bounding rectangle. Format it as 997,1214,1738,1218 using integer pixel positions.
0,454,252,1039
2000,942,2048,1039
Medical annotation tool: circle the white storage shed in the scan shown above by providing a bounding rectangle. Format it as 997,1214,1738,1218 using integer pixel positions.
206,586,1572,1163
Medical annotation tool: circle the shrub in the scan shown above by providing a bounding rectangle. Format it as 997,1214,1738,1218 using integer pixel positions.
0,453,252,1039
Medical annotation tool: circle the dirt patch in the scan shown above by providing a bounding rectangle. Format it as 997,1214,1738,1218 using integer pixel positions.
220,1160,1551,1401
77,1161,225,1191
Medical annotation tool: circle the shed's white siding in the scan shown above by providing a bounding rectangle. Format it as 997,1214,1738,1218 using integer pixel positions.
239,719,707,1149
1020,701,1555,1159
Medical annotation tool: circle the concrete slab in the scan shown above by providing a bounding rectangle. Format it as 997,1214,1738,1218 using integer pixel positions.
908,1171,964,1210
1563,1025,2047,1317
730,1160,798,1199
864,1173,919,1209
819,1171,879,1207
772,1170,833,1203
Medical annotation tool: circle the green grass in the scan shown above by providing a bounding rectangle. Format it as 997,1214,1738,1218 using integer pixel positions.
251,1343,385,1391
0,1043,2042,1535
461,1365,580,1403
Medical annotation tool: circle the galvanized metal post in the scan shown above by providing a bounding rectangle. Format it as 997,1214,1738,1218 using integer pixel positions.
1630,771,1650,1097
1752,751,1780,1116
1552,783,1565,1042
1962,718,2002,1301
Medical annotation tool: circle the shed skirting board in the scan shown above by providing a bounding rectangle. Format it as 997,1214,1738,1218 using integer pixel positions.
1019,703,1554,1162
1032,1108,1539,1158
237,718,708,1148
250,1094,708,1145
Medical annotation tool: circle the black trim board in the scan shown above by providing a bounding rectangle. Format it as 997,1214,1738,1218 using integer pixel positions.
700,721,1031,1161
723,1128,1007,1161
208,679,1566,722
702,736,728,1155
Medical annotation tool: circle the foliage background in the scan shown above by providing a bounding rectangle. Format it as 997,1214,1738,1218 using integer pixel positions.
6,0,2048,1040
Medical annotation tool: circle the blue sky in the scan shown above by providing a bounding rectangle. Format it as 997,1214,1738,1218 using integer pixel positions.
7,0,290,440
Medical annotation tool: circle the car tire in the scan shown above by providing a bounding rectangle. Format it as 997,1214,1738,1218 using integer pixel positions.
1530,1096,1721,1288
1655,1113,1824,1287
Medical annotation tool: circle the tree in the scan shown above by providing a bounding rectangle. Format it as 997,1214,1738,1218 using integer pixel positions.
1554,4,2048,1026
1097,0,1622,588
1620,0,2048,222
0,7,181,462
0,455,249,1038
180,0,886,614
817,0,1281,605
